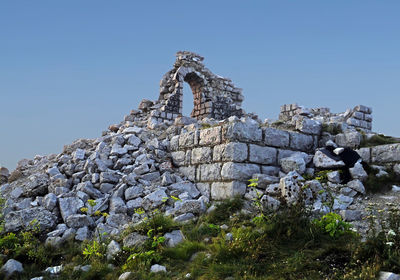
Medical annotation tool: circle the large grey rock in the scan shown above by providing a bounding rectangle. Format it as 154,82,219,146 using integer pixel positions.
251,174,280,189
349,162,368,181
142,189,168,209
0,259,23,278
18,172,49,197
223,118,262,142
107,240,121,261
127,134,141,147
169,181,200,198
191,147,212,164
313,150,345,168
126,197,143,212
43,193,58,211
197,163,222,181
73,148,86,161
77,181,103,199
199,126,221,146
164,230,185,247
280,155,306,174
327,171,341,184
379,271,400,280
211,181,247,200
174,199,205,215
109,197,127,214
371,144,400,163
75,226,90,241
178,131,197,148
221,162,260,181
125,186,144,200
100,171,120,184
335,131,362,149
340,210,362,221
296,118,322,135
4,207,57,232
213,142,248,162
249,145,277,165
333,195,353,210
264,128,289,148
347,179,365,194
59,197,84,222
289,132,314,152
280,171,304,205
66,214,92,229
150,264,167,273
356,147,371,163
123,232,148,248
261,195,281,211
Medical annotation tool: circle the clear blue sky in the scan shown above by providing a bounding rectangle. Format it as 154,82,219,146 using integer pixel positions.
1,1,399,170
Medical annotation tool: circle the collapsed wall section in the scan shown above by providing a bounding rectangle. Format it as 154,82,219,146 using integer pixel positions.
170,119,321,200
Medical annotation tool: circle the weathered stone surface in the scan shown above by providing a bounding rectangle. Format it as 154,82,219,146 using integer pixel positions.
125,186,144,200
198,163,222,181
59,197,84,222
333,195,353,210
327,171,341,184
171,151,186,166
126,197,143,212
100,171,120,184
347,179,365,194
150,264,167,273
211,181,247,200
179,131,197,148
349,162,368,181
77,181,103,199
109,197,127,214
335,131,362,149
394,164,400,175
280,171,304,205
0,259,23,278
199,126,221,146
4,207,57,232
43,193,58,211
196,183,210,199
123,232,149,248
289,132,314,152
261,195,281,211
66,214,92,229
75,226,90,241
356,147,371,163
107,240,121,261
371,144,400,163
142,189,168,209
379,271,400,280
251,173,280,189
178,166,196,181
280,155,306,174
249,145,277,165
313,150,345,168
174,199,205,215
168,181,200,198
223,119,262,142
340,210,362,221
221,162,260,180
213,142,247,162
18,173,49,197
296,118,322,135
191,147,212,164
164,230,185,247
264,128,289,148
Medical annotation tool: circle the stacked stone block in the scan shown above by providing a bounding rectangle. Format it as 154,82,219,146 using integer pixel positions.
346,105,373,130
154,51,245,121
170,120,319,200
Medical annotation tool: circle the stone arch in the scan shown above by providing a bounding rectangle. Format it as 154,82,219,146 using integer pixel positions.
155,51,245,121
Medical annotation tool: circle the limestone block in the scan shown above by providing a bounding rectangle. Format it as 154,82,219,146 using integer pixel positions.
346,118,361,127
178,166,196,181
347,179,365,194
335,131,362,149
211,181,247,200
251,173,280,189
221,162,260,180
349,162,368,181
289,132,314,152
223,120,262,142
213,142,247,162
199,126,221,146
171,151,186,166
198,163,222,181
170,135,179,151
313,150,345,168
249,144,277,165
191,147,212,164
280,155,306,174
355,105,372,114
178,131,198,148
264,128,289,148
280,171,303,205
371,144,400,163
356,147,371,163
196,183,210,199
295,118,322,135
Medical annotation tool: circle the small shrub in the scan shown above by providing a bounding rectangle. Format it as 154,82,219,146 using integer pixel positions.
360,134,400,147
313,212,353,238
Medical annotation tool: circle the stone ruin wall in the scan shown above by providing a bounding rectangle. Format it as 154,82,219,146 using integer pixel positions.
146,51,245,125
279,103,373,131
170,119,320,200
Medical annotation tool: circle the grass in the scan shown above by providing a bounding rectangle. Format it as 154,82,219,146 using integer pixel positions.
360,134,400,148
363,165,400,193
321,123,343,135
3,196,400,279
